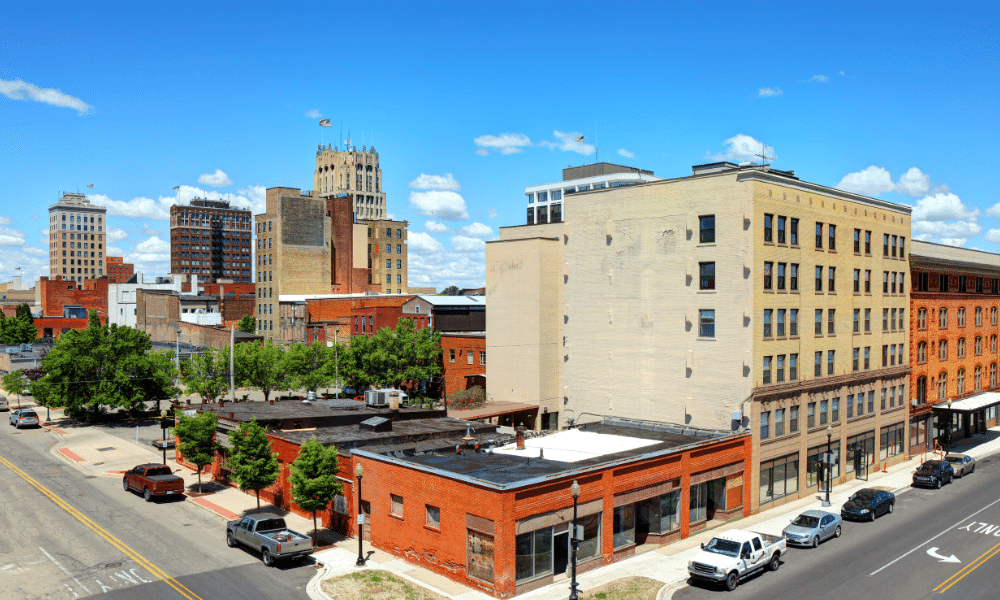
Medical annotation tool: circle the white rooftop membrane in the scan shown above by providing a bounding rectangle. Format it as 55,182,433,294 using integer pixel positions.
493,428,659,463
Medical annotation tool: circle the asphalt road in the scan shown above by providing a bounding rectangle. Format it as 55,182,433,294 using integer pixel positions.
673,454,1000,599
0,418,316,599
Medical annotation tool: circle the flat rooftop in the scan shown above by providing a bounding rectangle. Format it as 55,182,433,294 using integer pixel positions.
196,399,445,428
271,417,498,452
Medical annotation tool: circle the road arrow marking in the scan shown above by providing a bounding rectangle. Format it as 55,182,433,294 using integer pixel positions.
928,547,961,563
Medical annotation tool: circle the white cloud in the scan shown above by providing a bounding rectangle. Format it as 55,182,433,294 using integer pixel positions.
0,245,50,284
108,246,125,256
0,216,12,225
0,78,94,115
408,190,469,221
474,133,532,155
804,75,830,83
487,208,498,218
451,235,486,253
758,88,783,97
305,109,322,118
459,222,494,238
705,134,775,163
912,192,979,222
912,220,982,247
22,246,45,257
835,166,895,196
408,232,444,255
425,220,454,234
130,236,170,263
838,70,846,76
197,169,233,187
895,167,932,197
107,227,128,241
31,215,39,220
89,184,265,221
0,226,26,247
540,131,595,156
618,148,635,159
409,173,460,191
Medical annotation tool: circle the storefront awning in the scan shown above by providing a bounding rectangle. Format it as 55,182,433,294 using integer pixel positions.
932,391,1000,413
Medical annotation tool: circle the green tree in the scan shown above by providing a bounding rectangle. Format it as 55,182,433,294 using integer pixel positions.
230,418,280,511
237,315,256,334
289,438,342,545
174,410,219,493
31,310,177,420
0,304,39,345
342,318,442,390
284,341,336,394
439,285,460,296
181,347,229,403
234,340,287,403
2,370,28,410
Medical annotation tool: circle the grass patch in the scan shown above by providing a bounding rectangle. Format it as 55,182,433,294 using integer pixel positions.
321,569,449,600
577,576,663,600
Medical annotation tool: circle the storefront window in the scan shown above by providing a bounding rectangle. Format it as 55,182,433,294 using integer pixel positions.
759,454,799,505
576,513,602,561
806,443,841,489
690,482,708,523
613,505,636,549
515,527,552,582
846,432,876,474
467,530,495,583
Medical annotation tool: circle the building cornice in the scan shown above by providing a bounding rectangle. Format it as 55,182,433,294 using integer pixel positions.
753,365,911,402
735,170,912,215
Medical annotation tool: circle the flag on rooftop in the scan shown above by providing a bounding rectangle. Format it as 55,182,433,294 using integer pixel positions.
575,135,584,142
87,184,94,188
319,119,331,127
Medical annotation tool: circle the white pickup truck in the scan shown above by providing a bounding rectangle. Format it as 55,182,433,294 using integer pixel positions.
687,529,786,591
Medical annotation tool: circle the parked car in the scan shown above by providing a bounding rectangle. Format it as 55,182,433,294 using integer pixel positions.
9,409,39,429
841,488,895,521
123,463,185,502
913,459,954,489
226,513,313,566
782,510,842,547
945,453,976,477
688,529,786,591
0,396,7,411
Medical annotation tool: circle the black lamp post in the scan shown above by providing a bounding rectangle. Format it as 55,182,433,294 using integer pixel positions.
160,409,169,465
569,480,581,600
946,398,953,453
355,462,366,567
823,425,833,507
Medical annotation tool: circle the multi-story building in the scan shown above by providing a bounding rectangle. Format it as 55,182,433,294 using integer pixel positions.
48,192,108,283
488,161,912,512
314,144,386,220
169,198,252,283
366,220,409,294
107,273,183,327
524,162,662,225
106,256,135,283
908,241,1000,453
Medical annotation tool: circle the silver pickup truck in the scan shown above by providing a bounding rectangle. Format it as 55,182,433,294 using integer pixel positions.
226,513,313,566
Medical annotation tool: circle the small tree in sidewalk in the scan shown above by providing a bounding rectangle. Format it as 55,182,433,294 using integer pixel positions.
289,437,342,546
230,418,280,511
2,370,28,409
174,410,219,493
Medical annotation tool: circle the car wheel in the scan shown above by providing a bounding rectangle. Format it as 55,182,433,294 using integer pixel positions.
143,488,152,502
936,478,942,489
888,502,894,514
226,532,236,548
725,571,739,591
971,465,976,474
834,525,842,538
870,510,876,522
769,553,780,571
812,536,818,548
262,548,273,567
123,479,129,492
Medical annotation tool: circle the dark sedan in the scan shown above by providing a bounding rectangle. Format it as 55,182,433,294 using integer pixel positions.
912,459,954,489
841,488,895,522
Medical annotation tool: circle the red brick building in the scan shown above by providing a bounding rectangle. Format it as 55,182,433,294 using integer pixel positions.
909,240,1000,454
34,317,90,339
440,333,486,398
105,256,135,283
38,276,108,320
170,198,252,283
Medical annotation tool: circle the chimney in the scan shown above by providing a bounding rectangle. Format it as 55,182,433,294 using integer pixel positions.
515,426,526,450
389,390,400,410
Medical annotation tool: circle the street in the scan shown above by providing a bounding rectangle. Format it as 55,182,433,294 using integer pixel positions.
673,454,1000,599
0,419,316,599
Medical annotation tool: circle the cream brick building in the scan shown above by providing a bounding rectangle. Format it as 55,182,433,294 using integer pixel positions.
48,192,108,283
314,145,386,220
487,162,911,512
365,219,409,294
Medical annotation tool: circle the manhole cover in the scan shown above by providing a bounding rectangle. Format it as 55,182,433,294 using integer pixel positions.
104,562,121,569
92,462,104,466
96,447,116,452
85,476,96,479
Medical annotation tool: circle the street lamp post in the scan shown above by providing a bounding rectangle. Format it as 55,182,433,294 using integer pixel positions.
160,409,169,465
175,329,181,406
355,462,366,567
569,480,581,600
946,398,954,453
822,425,833,507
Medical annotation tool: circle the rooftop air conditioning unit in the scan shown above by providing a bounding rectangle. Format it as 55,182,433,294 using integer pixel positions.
365,390,389,407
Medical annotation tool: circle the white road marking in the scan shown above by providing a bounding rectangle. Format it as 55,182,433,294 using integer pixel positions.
870,496,1000,576
63,582,80,599
94,578,113,593
39,547,90,595
926,547,960,563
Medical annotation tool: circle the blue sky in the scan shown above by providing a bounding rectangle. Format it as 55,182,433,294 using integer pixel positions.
2,2,999,290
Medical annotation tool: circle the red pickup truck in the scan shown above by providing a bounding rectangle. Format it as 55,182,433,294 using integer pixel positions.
123,463,185,502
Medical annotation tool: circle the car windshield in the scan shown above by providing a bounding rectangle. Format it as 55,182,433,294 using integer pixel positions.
921,461,942,469
146,467,172,476
851,491,876,502
946,457,963,464
791,515,820,528
703,538,741,557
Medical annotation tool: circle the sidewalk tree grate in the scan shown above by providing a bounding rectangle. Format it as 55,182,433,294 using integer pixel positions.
96,447,116,452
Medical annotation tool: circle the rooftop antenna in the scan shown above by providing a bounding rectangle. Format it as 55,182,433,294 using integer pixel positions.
754,143,775,168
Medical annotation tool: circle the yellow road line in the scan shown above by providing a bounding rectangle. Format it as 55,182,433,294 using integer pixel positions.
0,454,204,600
934,540,1000,594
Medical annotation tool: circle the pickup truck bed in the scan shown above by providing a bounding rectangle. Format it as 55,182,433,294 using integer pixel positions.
226,513,313,566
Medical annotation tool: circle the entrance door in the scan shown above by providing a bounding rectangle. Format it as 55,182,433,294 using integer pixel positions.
553,531,569,575
854,451,868,481
361,500,371,541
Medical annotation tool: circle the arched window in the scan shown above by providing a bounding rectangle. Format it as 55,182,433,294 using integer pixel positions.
917,376,927,404
939,372,948,401
940,308,948,328
993,307,998,326
957,369,966,395
940,340,948,361
958,307,966,327
993,335,998,354
917,342,927,363
975,365,983,390
958,338,966,358
918,308,927,329
992,363,998,388
976,337,983,355
976,307,983,326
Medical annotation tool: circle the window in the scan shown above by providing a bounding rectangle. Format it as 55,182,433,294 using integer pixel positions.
790,353,798,380
480,351,486,365
958,307,966,327
777,216,786,243
900,236,906,258
776,355,785,382
699,262,715,290
883,233,889,257
882,309,889,332
854,309,860,333
976,336,983,355
515,527,553,581
807,443,841,490
775,408,785,436
449,349,456,363
815,309,823,335
777,263,786,290
790,309,799,337
832,397,840,422
960,276,968,293
815,351,822,377
993,335,998,353
828,224,836,250
764,262,773,290
868,391,875,414
977,307,984,326
815,223,823,249
790,218,799,245
777,309,786,336
760,454,799,505
808,402,816,428
865,270,871,293
764,214,773,242
865,308,871,332
918,308,927,329
918,272,929,291
828,350,835,375
815,266,823,292
940,308,948,328
958,369,966,395
763,356,772,384
892,272,897,294
847,394,855,418
853,348,860,371
857,393,864,416
854,269,860,293
467,529,495,584
390,494,404,518
789,406,799,432
864,230,872,254
764,310,773,337
940,274,949,292
864,346,871,370
976,365,982,391
468,351,474,365
854,229,861,253
993,364,998,388
958,338,966,358
883,271,889,294
387,259,392,269
699,310,715,337
614,504,637,548
790,264,799,291
940,339,948,360
882,345,889,367
699,215,715,243
939,372,948,401
828,309,836,335
918,342,927,363
890,345,897,366
828,267,836,292
426,505,441,528
993,307,998,326
760,411,770,440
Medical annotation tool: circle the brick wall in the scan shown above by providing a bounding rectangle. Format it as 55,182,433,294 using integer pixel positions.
38,276,108,319
34,317,90,339
441,334,486,398
219,294,255,323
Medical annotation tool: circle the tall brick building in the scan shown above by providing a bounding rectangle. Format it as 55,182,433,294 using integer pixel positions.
169,198,252,283
908,240,1000,454
106,256,134,283
313,144,386,220
48,192,108,283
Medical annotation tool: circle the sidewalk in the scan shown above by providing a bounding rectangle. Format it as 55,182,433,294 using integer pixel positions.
306,427,1000,600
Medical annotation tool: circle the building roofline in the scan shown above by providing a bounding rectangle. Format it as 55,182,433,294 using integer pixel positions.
486,236,560,245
